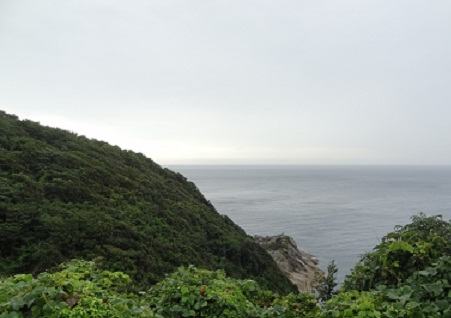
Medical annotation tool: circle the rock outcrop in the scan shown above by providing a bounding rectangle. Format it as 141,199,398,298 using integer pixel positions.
254,234,323,292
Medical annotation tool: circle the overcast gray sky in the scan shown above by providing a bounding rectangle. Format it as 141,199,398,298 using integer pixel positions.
1,1,451,165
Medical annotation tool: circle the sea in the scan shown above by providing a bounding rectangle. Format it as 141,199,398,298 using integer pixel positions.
168,165,451,283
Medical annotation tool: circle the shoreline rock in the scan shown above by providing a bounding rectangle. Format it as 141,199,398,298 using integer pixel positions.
254,234,324,292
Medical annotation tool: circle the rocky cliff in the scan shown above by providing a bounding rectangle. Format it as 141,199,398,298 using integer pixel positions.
254,234,324,292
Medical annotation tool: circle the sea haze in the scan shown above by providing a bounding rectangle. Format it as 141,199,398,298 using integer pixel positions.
169,165,451,283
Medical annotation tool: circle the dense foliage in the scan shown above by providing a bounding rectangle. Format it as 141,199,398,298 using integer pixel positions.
2,110,451,316
0,260,318,318
2,220,451,317
344,213,451,292
0,110,294,293
0,259,153,317
328,213,451,317
321,255,451,317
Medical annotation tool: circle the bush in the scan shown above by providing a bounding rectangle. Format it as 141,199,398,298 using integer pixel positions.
343,213,451,291
0,259,154,317
0,260,316,318
146,265,318,317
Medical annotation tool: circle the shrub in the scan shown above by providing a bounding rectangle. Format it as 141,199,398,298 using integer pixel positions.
343,213,451,291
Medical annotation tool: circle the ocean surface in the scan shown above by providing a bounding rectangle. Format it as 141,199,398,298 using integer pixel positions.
168,165,451,283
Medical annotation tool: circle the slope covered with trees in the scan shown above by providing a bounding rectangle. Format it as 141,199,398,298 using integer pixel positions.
0,110,295,293
1,214,450,317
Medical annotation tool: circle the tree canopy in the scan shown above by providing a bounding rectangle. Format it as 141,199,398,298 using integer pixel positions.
0,110,294,293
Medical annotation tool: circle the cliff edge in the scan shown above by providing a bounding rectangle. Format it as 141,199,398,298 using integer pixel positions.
254,234,323,292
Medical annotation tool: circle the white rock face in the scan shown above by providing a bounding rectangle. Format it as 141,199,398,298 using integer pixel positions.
254,234,324,292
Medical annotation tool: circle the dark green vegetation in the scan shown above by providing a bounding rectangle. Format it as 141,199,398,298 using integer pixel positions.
2,214,451,317
0,110,294,293
344,213,451,292
333,213,451,317
2,110,451,317
316,261,338,302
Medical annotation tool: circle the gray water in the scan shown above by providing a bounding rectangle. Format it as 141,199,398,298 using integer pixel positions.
168,165,451,282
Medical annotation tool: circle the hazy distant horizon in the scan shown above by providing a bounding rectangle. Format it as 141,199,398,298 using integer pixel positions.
4,108,451,167
167,163,451,168
1,1,451,165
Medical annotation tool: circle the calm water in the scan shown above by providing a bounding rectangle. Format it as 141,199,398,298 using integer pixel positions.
168,165,451,282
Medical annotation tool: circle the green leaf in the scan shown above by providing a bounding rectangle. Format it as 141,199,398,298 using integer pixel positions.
10,296,26,311
435,299,449,310
422,283,443,295
181,286,189,295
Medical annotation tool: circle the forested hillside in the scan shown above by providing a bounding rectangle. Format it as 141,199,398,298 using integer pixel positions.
0,110,295,293
2,214,450,317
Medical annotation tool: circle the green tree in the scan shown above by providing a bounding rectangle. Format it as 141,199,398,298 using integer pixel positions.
316,260,338,302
